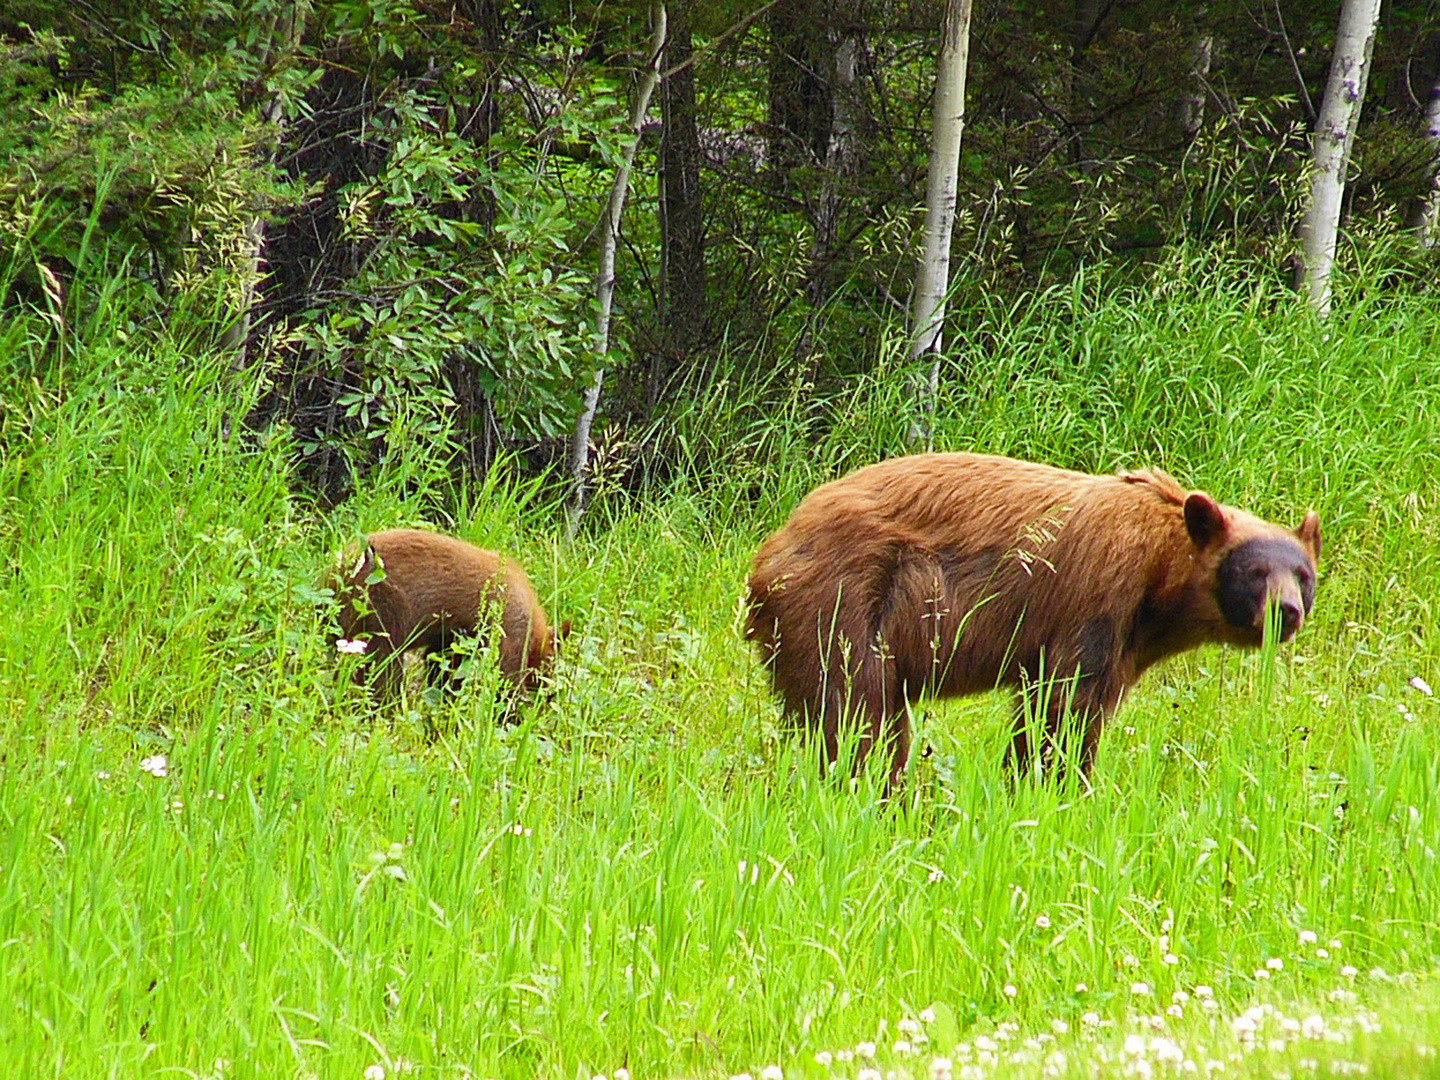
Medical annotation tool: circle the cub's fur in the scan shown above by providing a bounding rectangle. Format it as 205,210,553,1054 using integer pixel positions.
330,528,568,697
745,452,1321,786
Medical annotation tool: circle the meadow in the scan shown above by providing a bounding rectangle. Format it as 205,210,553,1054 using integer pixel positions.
3,249,1440,1079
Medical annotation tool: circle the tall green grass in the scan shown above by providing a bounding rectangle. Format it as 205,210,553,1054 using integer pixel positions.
3,250,1440,1078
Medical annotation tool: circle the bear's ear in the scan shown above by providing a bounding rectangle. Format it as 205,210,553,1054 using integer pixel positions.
1183,492,1227,549
1295,510,1322,559
554,620,573,647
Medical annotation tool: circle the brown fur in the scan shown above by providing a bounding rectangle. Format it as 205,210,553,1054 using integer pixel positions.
329,528,569,698
745,452,1321,787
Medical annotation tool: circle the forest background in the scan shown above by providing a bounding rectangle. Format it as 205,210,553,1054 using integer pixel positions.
4,1,1440,1078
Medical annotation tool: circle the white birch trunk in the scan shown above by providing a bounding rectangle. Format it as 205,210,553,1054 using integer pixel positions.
1413,72,1440,247
907,0,974,448
1297,0,1381,318
566,3,667,539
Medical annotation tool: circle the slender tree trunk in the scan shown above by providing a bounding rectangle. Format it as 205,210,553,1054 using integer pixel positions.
654,1,705,409
221,1,311,367
567,3,667,540
1067,0,1100,170
1297,0,1381,318
767,0,835,175
795,29,861,370
907,0,973,449
1177,14,1213,144
1413,69,1440,247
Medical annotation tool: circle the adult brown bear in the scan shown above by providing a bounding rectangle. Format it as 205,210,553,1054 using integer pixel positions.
330,528,568,698
745,453,1321,787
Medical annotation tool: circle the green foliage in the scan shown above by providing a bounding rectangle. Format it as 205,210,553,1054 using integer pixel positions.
4,256,1440,1077
0,16,311,352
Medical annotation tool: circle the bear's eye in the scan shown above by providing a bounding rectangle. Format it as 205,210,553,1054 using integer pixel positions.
1251,566,1269,583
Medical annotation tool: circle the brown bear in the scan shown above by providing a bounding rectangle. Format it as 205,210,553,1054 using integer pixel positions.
745,452,1321,787
329,528,568,699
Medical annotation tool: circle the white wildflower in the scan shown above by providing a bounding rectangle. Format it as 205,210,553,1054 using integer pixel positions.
140,754,169,778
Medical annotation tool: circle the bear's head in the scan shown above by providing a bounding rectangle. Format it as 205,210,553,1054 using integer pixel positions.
1184,492,1321,645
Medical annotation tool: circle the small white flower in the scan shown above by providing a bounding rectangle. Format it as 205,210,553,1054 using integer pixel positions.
1316,947,1330,959
1163,953,1179,966
614,1071,630,1080
730,1073,753,1080
1266,957,1284,971
1003,983,1018,998
336,637,369,655
857,1043,877,1060
893,1040,914,1057
1193,985,1213,998
1299,929,1319,945
140,754,168,778
761,1065,784,1080
858,1070,881,1080
898,1018,922,1036
1254,968,1270,980
929,1056,953,1080
1150,1037,1184,1065
96,770,111,780
1410,675,1433,696
813,1051,832,1068
1232,1015,1257,1042
1075,982,1088,993
1123,1034,1146,1056
1081,1012,1100,1027
1131,981,1152,996
1051,1019,1069,1035
364,1066,385,1080
919,1007,935,1024
1123,953,1140,968
1035,914,1052,929
1166,1003,1184,1018
1172,991,1190,1004
1340,965,1358,978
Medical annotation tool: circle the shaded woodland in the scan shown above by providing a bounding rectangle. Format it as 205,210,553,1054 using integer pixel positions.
3,0,1438,505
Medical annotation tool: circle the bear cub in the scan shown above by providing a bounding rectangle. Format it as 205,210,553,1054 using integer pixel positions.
745,452,1321,787
329,528,568,698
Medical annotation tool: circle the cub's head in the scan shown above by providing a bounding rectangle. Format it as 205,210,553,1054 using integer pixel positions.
1184,492,1321,645
516,618,573,696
